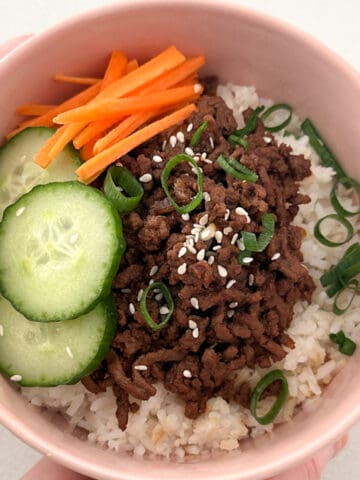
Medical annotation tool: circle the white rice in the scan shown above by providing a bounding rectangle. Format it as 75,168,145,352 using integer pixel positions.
22,83,360,458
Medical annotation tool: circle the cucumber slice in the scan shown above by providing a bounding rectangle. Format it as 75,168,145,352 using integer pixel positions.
0,182,125,322
0,127,80,220
0,295,117,386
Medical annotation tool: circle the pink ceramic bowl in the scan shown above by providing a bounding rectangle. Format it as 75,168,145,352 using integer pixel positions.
0,1,359,479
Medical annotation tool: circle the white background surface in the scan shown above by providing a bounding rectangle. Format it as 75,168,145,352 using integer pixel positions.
0,1,359,479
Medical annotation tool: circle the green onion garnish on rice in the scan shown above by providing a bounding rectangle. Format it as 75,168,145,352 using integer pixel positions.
329,330,357,355
330,178,360,218
161,154,203,214
250,370,289,425
260,103,293,132
190,120,208,147
139,281,174,331
313,213,354,247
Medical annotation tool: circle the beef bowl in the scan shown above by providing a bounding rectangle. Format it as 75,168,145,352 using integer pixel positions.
0,1,359,479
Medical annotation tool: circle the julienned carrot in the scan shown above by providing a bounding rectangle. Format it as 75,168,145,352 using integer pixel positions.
6,82,102,140
16,105,57,116
35,123,84,168
55,84,203,124
76,103,196,183
72,56,204,149
125,59,139,73
80,135,101,161
54,75,99,86
101,51,128,90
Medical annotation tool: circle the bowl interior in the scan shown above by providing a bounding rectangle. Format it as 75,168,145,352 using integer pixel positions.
0,2,359,479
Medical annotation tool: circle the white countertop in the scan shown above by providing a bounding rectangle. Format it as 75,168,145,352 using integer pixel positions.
0,1,359,479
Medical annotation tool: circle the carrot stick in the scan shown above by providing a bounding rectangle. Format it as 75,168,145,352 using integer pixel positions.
55,84,203,124
76,103,196,183
15,105,57,116
71,56,204,149
101,51,128,90
54,75,99,86
125,59,139,73
80,136,100,161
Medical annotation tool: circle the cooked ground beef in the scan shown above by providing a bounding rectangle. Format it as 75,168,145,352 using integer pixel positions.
82,87,315,429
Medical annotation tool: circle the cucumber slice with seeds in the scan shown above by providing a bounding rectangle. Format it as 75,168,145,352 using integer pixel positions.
0,127,80,219
0,182,125,322
0,295,117,386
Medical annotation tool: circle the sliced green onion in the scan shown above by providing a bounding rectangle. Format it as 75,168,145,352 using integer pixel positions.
329,330,357,356
233,106,265,137
313,213,354,247
217,154,258,182
250,370,289,425
301,118,350,187
330,178,360,217
104,165,144,213
329,330,346,345
242,213,275,252
333,279,359,315
340,338,357,356
228,135,248,149
320,244,360,297
139,281,174,331
190,121,208,147
261,103,292,132
161,154,203,214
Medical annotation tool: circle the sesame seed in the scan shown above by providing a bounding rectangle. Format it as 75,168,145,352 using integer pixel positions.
188,245,197,255
248,273,255,286
155,293,163,301
187,123,193,133
150,266,159,276
217,265,228,277
190,297,199,309
160,306,170,315
213,245,221,251
223,226,233,235
0,325,3,336
177,263,187,275
237,238,245,251
224,209,230,221
10,375,22,382
203,192,211,202
204,158,213,164
189,320,197,330
231,233,239,245
69,233,79,244
264,136,272,143
199,214,209,226
162,140,167,150
193,155,200,162
178,246,187,258
227,310,235,318
235,207,248,217
66,346,74,359
208,256,215,265
181,213,190,221
215,231,223,243
16,207,25,217
139,173,152,183
185,147,194,156
209,136,214,149
271,252,281,261
137,289,144,301
229,302,238,308
200,223,216,240
192,328,200,339
134,365,148,371
226,279,236,289
183,369,192,378
129,303,135,314
201,152,207,160
149,279,154,285
194,83,202,94
191,227,201,235
121,288,131,293
176,131,185,143
242,257,254,264
196,249,206,261
170,135,177,148
152,155,163,163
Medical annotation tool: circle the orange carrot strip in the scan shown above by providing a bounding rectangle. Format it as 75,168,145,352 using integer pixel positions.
16,104,57,117
76,104,196,183
125,59,139,73
35,123,84,168
101,51,128,90
55,84,203,124
72,55,203,149
54,74,99,86
80,136,101,161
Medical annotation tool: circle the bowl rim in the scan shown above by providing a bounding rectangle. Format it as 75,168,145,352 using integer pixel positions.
0,1,359,479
